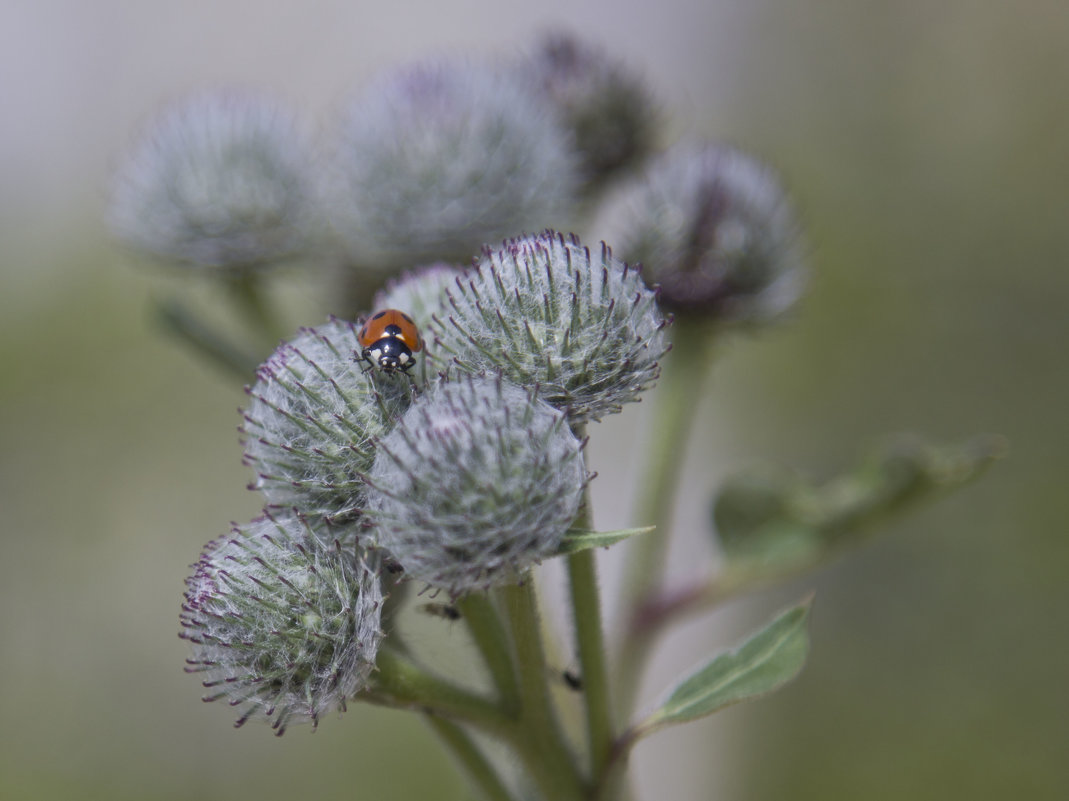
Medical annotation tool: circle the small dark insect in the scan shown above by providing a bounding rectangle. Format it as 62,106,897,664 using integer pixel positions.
420,602,461,621
562,669,583,691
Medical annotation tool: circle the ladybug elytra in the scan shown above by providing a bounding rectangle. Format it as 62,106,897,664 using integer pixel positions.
357,309,423,373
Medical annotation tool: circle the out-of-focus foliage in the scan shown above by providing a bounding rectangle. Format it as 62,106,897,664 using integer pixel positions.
708,4,1069,800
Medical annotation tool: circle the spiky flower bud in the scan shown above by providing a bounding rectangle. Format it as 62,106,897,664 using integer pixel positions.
612,142,805,322
432,230,668,423
179,511,384,735
324,59,578,270
242,318,411,520
519,30,657,187
110,89,318,270
373,263,464,329
365,374,586,596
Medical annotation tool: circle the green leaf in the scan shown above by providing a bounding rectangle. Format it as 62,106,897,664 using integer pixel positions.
635,598,812,738
555,526,655,555
713,434,1006,570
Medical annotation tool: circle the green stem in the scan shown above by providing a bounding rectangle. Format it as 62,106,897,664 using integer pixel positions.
567,529,614,781
425,716,516,801
499,581,588,801
457,592,520,713
616,318,715,713
224,270,287,347
594,733,637,801
623,318,714,603
362,648,510,736
154,297,261,379
567,422,615,791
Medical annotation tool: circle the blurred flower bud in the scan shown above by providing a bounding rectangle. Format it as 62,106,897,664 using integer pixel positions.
365,374,586,595
180,511,384,734
432,230,669,423
110,89,319,270
519,30,657,189
613,142,805,323
241,318,411,520
324,59,578,271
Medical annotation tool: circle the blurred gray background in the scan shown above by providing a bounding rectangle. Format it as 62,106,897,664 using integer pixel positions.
1,1,1066,799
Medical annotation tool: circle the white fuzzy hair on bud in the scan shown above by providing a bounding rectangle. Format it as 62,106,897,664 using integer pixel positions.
179,511,384,735
365,374,586,596
432,230,669,423
242,318,412,520
373,263,465,329
109,89,318,270
324,59,578,270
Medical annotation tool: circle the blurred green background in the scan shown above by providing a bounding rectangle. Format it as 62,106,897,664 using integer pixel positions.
1,1,1065,800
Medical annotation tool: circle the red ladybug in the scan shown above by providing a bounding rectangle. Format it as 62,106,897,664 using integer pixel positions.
357,309,423,373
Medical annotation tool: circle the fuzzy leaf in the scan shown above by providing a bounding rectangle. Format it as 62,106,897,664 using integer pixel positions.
635,598,811,737
556,526,655,555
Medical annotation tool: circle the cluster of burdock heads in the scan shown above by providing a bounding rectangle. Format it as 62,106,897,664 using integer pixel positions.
110,27,997,801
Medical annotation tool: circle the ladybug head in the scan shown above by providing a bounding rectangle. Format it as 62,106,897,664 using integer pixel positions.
363,337,415,372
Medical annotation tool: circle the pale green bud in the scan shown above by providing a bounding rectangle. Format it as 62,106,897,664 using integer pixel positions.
180,511,384,734
431,230,669,423
365,374,586,596
324,59,578,270
241,318,411,520
110,89,318,270
612,142,805,323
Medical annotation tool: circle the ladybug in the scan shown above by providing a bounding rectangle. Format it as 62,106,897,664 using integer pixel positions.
357,309,423,373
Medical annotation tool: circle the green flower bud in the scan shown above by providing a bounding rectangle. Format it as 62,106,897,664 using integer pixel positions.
241,318,411,520
324,59,578,270
373,263,464,329
180,511,384,734
519,30,657,188
365,374,586,596
612,142,805,323
110,89,318,270
431,230,669,423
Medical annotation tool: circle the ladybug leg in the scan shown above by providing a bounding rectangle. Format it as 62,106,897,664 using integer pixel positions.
354,349,376,374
